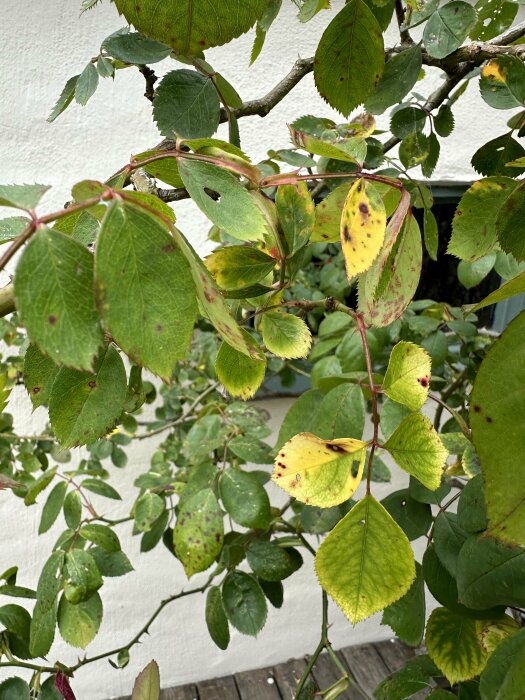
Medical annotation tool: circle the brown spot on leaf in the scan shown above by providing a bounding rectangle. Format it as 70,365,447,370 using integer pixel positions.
88,380,97,389
48,315,57,325
342,225,351,243
473,405,481,413
418,377,429,388
32,387,41,394
162,243,175,253
486,416,493,423
326,443,345,453
359,203,369,215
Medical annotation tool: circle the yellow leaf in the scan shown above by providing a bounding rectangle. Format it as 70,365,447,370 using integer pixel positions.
272,432,366,507
340,178,386,279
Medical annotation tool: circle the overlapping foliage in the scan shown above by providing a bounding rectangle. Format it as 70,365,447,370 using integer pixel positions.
1,0,525,697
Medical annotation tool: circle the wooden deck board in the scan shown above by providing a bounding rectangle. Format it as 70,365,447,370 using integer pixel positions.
271,658,309,700
160,685,199,700
235,667,282,700
339,643,390,696
195,676,240,700
373,639,415,673
311,652,362,700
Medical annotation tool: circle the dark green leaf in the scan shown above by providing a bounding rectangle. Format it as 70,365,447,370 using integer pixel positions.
48,75,79,122
258,578,284,608
365,45,422,115
315,384,365,441
219,468,271,529
63,550,102,604
222,571,267,636
81,478,121,500
457,475,487,533
433,512,469,577
391,106,426,139
63,490,82,530
382,562,425,647
247,540,302,581
134,493,165,533
0,678,30,700
479,627,525,700
275,389,324,449
479,55,525,110
471,0,517,41
173,489,224,577
423,2,478,59
496,179,525,261
30,551,64,657
58,591,103,648
90,547,133,577
434,105,455,137
102,31,171,64
381,489,432,540
205,586,230,650
75,63,99,105
79,524,121,552
471,133,525,177
183,414,228,464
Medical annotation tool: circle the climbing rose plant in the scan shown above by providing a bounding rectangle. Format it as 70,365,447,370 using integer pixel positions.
1,0,525,697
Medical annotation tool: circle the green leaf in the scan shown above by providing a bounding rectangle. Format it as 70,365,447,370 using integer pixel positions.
289,116,367,164
183,416,228,466
63,550,102,604
365,45,422,115
275,181,315,253
178,160,267,241
382,489,432,540
215,334,266,399
48,75,79,122
247,540,302,582
314,0,384,115
496,180,525,261
381,561,425,647
272,433,366,507
260,312,311,359
132,150,184,188
30,551,64,657
63,490,82,530
81,478,121,500
58,591,102,648
114,0,266,55
383,341,431,411
380,398,413,440
457,535,525,609
24,467,57,506
24,344,59,409
391,106,426,139
228,436,273,464
316,495,414,623
0,183,50,211
258,579,283,609
0,678,30,700
75,62,99,105
448,177,518,261
423,208,439,261
471,0,517,41
90,548,133,577
457,474,487,533
423,2,478,59
15,227,103,369
458,254,496,290
315,383,366,441
97,56,115,78
102,31,171,64
434,104,455,137
472,133,525,177
219,468,271,529
375,655,440,700
479,627,525,700
221,571,267,636
426,608,488,684
132,660,160,700
153,70,220,139
275,389,324,449
173,489,223,577
433,513,469,577
470,311,525,545
95,202,197,380
49,345,127,448
465,268,525,313
0,604,31,638
0,215,30,243
399,131,431,170
79,524,121,552
384,412,448,490
134,493,165,533
205,246,275,290
359,211,422,327
480,56,525,110
38,482,67,534
205,586,230,650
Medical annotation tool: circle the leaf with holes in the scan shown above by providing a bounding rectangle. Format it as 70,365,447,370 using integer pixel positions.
383,341,431,411
471,0,518,41
15,227,104,370
472,133,525,177
315,495,415,623
470,311,525,546
314,0,384,115
260,312,311,359
49,345,127,448
153,70,221,139
95,201,197,381
384,413,448,491
340,178,386,279
272,432,366,507
173,489,223,577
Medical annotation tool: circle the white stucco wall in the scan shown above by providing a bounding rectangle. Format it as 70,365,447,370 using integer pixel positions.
0,1,516,697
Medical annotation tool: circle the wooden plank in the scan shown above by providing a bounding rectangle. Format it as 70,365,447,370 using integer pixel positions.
196,676,239,700
373,639,415,673
311,652,362,700
272,658,309,700
340,643,390,696
160,685,199,700
235,667,282,700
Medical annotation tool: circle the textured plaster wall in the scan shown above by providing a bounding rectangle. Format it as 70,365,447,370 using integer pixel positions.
0,1,516,697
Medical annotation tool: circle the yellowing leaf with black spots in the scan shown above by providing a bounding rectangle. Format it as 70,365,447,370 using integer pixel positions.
384,413,448,491
383,341,432,411
272,432,366,507
340,178,386,279
260,312,311,359
426,608,488,684
315,495,415,623
173,489,224,578
215,331,266,399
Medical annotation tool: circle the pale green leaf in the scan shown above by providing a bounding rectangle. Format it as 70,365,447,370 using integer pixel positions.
458,254,496,289
215,333,266,399
205,246,275,290
48,75,79,122
49,345,127,448
173,489,223,577
95,201,197,381
153,70,220,139
260,312,311,359
0,216,29,242
132,660,160,700
15,227,104,370
58,592,102,649
75,63,99,106
384,412,448,491
114,0,266,55
0,183,50,211
134,493,165,533
314,0,384,115
315,495,415,623
470,311,525,545
383,341,431,411
275,181,315,253
102,31,171,64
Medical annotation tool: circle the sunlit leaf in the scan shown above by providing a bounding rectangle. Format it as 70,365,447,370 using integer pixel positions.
383,341,431,411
